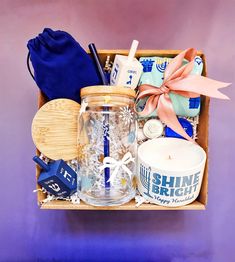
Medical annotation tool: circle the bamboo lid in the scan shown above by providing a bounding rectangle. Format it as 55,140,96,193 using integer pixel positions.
81,86,136,98
32,99,80,161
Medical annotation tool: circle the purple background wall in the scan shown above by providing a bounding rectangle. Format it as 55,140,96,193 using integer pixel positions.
0,0,234,261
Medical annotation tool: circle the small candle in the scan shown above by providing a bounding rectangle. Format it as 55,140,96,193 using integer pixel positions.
137,138,206,207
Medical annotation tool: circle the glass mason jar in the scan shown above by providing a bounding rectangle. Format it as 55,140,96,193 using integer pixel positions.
77,86,137,206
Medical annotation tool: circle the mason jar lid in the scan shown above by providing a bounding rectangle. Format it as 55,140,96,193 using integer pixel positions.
81,86,136,99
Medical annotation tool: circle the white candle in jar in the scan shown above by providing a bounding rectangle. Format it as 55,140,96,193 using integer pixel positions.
137,138,206,207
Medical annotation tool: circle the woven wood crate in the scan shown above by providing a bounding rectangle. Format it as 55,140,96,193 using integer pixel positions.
35,50,209,210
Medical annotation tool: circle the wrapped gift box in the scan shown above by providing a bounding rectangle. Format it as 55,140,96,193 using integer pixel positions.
35,50,209,210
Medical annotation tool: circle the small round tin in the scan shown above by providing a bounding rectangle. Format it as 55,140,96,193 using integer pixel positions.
143,119,164,139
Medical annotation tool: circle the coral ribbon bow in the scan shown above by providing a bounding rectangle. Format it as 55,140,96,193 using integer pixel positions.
99,152,135,184
136,48,230,141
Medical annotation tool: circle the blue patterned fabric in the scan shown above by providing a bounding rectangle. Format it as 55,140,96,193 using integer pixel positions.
27,28,101,103
138,56,203,117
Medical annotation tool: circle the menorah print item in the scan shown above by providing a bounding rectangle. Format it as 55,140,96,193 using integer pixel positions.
110,40,142,89
77,86,137,206
137,138,206,207
137,55,203,118
136,48,229,142
33,156,77,197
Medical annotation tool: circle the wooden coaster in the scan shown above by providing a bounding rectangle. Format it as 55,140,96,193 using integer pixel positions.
32,99,80,161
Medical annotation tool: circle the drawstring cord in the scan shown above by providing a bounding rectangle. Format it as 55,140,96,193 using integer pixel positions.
27,52,35,80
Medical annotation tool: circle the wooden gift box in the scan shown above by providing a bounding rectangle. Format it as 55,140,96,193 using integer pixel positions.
35,50,209,210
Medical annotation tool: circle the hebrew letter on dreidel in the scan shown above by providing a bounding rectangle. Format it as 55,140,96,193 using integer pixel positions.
126,75,133,85
48,183,61,192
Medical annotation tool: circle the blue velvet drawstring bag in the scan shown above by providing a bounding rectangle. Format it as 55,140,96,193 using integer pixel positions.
27,28,101,103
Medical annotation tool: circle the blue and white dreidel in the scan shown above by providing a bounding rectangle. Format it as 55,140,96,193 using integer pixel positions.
33,156,77,197
110,40,143,89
